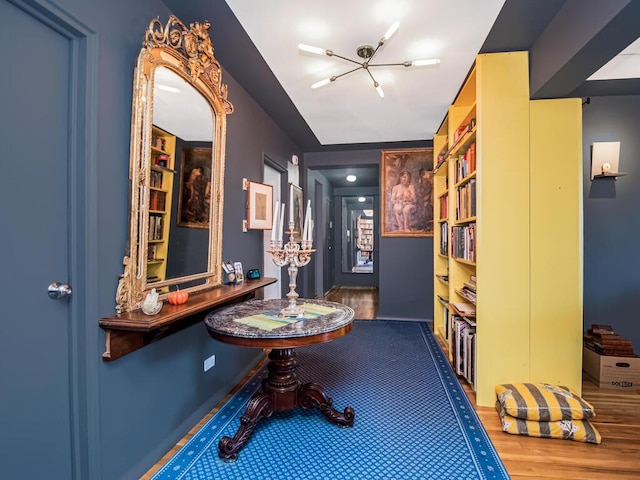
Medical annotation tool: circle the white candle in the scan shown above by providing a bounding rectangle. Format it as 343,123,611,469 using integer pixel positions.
271,200,279,241
289,188,294,224
303,199,311,241
279,203,286,241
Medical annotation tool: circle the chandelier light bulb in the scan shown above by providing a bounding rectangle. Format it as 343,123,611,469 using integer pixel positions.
311,78,332,89
412,58,441,67
375,82,384,98
382,21,400,43
298,43,326,55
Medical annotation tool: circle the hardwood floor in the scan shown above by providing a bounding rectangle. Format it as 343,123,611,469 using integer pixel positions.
324,285,379,319
144,287,640,479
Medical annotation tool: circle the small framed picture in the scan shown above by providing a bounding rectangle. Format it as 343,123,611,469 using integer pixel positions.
233,262,244,282
246,181,273,230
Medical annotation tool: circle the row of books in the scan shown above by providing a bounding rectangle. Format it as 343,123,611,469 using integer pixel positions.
583,323,636,357
452,118,476,146
434,118,476,171
456,178,476,221
451,223,476,263
451,315,476,386
149,190,167,211
148,214,164,241
150,170,164,189
454,143,476,183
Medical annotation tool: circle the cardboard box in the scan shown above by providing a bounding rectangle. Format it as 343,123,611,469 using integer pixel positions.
583,346,640,389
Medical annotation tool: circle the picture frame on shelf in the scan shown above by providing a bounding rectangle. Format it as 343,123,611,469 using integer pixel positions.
177,147,212,229
233,261,244,282
246,180,273,230
381,148,434,237
289,183,304,242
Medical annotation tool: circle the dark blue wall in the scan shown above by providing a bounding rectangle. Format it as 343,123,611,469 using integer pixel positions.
582,95,640,351
29,1,302,478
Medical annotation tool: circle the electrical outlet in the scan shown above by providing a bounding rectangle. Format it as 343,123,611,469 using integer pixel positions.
204,354,216,372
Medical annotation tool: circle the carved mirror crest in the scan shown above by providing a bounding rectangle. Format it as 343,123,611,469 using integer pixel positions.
116,16,233,313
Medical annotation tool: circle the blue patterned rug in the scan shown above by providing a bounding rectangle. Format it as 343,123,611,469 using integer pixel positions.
151,321,509,479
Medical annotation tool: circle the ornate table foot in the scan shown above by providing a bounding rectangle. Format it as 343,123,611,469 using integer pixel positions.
218,392,274,460
298,382,355,427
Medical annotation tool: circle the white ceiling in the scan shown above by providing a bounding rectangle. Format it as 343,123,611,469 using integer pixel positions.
588,37,640,81
225,0,506,146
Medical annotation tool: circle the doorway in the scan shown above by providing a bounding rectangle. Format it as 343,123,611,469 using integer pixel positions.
1,2,95,478
341,196,375,274
333,195,378,287
263,159,284,299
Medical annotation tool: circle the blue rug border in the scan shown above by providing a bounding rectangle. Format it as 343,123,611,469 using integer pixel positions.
417,321,510,480
151,320,510,480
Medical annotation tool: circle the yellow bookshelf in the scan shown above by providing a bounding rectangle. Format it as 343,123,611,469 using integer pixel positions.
434,52,583,406
147,125,176,287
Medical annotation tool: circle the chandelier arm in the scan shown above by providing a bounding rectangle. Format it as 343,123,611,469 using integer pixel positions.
329,52,363,66
368,42,383,63
365,68,378,86
333,65,365,80
369,62,412,67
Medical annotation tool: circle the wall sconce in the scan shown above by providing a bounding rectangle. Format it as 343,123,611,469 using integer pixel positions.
591,141,626,179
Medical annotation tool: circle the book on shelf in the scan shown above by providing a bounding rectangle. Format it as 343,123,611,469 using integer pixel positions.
437,295,450,305
457,287,476,303
450,302,476,317
451,315,476,384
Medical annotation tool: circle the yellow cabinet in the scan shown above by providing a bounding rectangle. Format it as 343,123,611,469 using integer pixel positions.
433,52,583,406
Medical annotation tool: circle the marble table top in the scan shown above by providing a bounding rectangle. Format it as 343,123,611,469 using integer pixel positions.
204,298,354,340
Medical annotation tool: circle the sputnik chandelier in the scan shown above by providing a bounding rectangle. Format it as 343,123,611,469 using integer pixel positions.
298,21,440,98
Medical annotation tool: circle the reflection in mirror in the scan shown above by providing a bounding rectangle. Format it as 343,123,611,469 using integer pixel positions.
341,196,374,274
115,16,233,313
151,67,213,286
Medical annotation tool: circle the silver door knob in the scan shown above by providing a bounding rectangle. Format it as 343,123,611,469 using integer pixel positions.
48,282,72,299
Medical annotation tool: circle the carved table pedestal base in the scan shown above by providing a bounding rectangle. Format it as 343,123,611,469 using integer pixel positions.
218,347,355,460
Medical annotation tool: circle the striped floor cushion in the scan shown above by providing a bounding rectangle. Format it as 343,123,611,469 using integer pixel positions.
495,383,595,421
496,402,601,444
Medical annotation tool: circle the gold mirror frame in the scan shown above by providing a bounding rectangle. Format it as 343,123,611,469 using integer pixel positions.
116,16,233,313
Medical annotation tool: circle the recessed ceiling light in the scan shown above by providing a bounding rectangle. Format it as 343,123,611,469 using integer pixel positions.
358,196,366,202
346,174,357,182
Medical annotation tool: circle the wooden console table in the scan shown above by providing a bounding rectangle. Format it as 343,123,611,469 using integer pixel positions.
99,277,276,361
205,298,355,460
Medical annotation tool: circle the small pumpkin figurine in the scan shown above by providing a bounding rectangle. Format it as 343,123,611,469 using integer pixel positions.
167,288,189,305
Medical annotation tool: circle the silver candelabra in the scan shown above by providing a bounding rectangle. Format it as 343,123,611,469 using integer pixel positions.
268,221,315,317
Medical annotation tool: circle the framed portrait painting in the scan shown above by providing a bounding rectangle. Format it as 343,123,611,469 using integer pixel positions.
246,180,273,230
177,147,212,229
289,183,304,242
381,148,434,237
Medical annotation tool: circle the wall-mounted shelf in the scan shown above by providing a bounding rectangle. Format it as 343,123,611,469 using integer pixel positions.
99,277,277,361
592,172,627,179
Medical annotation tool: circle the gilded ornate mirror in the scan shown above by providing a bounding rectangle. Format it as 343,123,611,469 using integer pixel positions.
116,16,233,313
